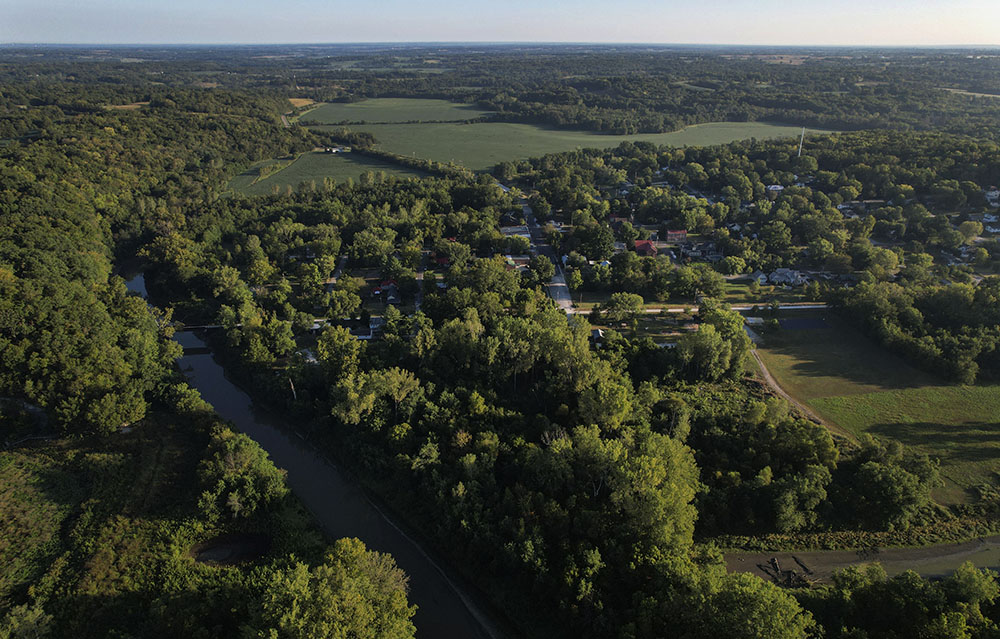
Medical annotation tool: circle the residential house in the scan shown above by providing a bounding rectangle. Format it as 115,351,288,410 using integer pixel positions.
635,240,658,257
986,187,1000,208
769,268,808,286
373,280,400,305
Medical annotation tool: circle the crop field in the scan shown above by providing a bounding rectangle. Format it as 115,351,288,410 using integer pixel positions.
304,98,493,123
757,316,1000,503
314,120,825,170
229,151,428,195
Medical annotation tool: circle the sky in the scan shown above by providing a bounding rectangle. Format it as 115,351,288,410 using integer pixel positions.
4,0,999,46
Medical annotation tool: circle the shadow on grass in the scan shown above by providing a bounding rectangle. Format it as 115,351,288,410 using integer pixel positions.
764,325,942,392
868,421,1000,463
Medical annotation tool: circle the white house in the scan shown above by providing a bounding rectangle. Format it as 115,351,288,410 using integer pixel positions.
769,268,808,286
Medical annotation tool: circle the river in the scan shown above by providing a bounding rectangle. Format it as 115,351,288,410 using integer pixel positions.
127,274,501,639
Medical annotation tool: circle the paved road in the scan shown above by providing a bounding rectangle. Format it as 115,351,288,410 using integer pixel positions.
414,251,429,311
728,535,1000,584
522,200,573,312
565,302,829,315
332,255,348,281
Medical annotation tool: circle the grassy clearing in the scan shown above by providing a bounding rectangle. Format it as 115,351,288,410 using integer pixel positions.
757,316,1000,502
0,450,83,600
0,415,325,635
314,121,827,171
104,102,149,111
287,98,315,108
228,157,296,193
231,151,428,196
304,98,493,124
723,280,807,305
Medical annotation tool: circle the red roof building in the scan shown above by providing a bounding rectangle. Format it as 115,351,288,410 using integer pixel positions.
635,240,658,257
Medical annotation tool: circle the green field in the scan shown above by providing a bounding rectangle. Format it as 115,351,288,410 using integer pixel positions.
229,151,428,195
304,98,493,124
314,121,825,171
757,317,1000,503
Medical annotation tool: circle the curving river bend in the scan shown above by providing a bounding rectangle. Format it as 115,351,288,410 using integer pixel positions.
175,331,500,639
129,275,501,639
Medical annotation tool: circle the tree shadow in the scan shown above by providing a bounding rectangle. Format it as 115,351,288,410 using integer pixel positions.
868,421,1000,463
764,326,941,391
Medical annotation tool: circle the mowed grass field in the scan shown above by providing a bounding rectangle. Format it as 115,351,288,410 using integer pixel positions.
229,151,428,195
757,316,1000,503
304,98,493,123
313,120,825,170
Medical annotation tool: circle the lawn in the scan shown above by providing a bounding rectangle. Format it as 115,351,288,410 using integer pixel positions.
303,98,493,124
312,121,828,171
756,316,1000,503
723,280,807,305
229,151,428,196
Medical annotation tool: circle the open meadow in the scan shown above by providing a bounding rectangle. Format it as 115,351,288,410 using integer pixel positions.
756,316,1000,503
313,120,826,171
229,151,429,195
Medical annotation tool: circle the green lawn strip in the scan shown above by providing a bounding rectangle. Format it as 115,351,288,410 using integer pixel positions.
723,280,806,305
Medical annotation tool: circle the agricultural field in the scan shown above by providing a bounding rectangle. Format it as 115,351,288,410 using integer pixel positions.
315,120,827,170
229,151,428,196
303,98,493,123
756,316,1000,503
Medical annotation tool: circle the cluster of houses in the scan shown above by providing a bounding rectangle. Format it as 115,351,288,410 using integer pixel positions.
322,146,352,154
962,211,1000,235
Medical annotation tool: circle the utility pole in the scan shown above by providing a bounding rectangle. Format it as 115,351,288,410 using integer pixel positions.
797,127,806,158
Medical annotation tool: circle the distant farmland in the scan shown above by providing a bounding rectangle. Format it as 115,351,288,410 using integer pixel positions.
757,316,1000,504
229,152,427,196
313,120,826,170
304,98,493,124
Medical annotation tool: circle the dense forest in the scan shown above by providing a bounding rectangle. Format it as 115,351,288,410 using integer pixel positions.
4,45,1000,639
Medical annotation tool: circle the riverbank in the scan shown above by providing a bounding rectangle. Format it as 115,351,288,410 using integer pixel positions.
173,328,508,639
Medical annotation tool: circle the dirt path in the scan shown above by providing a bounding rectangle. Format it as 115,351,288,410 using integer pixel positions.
750,349,854,440
728,535,1000,584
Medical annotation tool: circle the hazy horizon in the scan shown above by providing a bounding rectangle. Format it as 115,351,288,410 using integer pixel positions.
5,0,999,47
